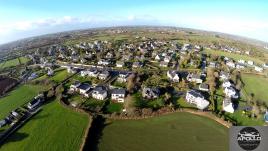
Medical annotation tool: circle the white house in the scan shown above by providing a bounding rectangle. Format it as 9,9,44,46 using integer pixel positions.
185,90,209,110
116,61,125,68
222,98,234,113
222,80,232,88
226,61,235,68
117,72,130,83
164,56,171,63
98,71,110,80
70,81,81,91
142,87,160,99
224,87,238,99
236,64,245,69
77,83,91,95
81,70,89,77
247,60,254,66
111,89,126,102
88,68,99,77
92,86,107,100
199,83,209,92
67,67,77,73
27,96,42,110
219,71,229,81
98,59,110,66
187,73,203,83
238,59,245,64
254,66,263,72
155,54,162,61
167,70,180,82
47,68,54,76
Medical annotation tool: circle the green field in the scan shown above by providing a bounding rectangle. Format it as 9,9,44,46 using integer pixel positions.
0,100,90,151
35,68,69,83
241,73,268,103
0,85,43,119
98,112,228,151
0,57,30,69
104,102,123,113
205,49,264,64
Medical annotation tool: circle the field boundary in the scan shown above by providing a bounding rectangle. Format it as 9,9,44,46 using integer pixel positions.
58,98,92,151
102,108,231,128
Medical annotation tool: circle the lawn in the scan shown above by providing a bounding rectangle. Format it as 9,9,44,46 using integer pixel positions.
35,68,69,83
0,100,90,151
241,73,268,104
0,84,43,119
225,110,264,126
104,102,123,113
0,57,30,69
205,49,264,64
177,97,197,109
98,112,228,151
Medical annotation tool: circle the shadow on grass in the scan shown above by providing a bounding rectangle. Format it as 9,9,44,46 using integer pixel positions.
31,113,49,120
83,115,111,151
4,132,29,143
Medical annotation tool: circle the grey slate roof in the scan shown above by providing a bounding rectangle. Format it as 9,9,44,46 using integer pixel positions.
112,89,126,95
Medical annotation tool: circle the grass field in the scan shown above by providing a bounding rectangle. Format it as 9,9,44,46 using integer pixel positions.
0,100,90,151
241,73,268,103
35,68,69,83
98,112,228,151
0,57,30,69
104,102,123,113
205,49,264,64
0,84,43,119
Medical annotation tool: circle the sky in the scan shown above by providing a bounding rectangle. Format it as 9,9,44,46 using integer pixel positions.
0,0,268,44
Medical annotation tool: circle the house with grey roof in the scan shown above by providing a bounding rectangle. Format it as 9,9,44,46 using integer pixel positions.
219,71,229,81
132,62,143,68
111,88,126,102
142,87,160,99
98,71,110,80
70,81,81,91
185,90,209,110
167,70,180,82
199,83,209,92
186,73,203,83
116,61,125,68
117,72,130,83
77,83,91,95
222,97,234,113
92,86,108,100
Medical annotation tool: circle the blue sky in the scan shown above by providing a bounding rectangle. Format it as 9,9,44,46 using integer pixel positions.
0,0,268,44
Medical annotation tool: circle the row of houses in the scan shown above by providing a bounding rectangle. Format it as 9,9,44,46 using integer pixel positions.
69,81,126,103
81,68,110,80
221,79,238,113
226,59,264,72
0,94,44,128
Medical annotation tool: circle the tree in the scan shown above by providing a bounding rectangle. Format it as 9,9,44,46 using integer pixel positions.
55,84,64,96
207,68,216,111
47,89,55,99
127,73,136,93
164,92,172,104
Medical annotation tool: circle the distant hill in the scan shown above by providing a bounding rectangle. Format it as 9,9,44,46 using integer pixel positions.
0,26,267,53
